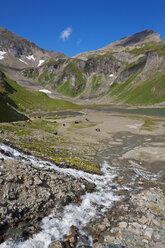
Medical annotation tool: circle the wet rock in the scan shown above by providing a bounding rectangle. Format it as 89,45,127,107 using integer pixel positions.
4,227,24,240
48,240,63,248
60,195,72,207
65,225,78,246
77,234,91,248
3,151,12,157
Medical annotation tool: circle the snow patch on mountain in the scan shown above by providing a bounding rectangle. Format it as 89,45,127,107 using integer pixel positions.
26,55,35,61
37,60,45,67
39,89,52,94
0,51,6,60
19,59,28,65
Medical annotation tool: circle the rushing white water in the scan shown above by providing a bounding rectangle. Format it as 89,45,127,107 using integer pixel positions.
0,144,120,248
0,143,162,248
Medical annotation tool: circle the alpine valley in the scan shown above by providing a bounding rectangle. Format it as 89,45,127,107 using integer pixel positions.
0,27,165,248
1,27,165,112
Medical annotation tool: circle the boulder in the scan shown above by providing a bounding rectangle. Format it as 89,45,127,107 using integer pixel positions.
118,222,127,229
48,241,63,248
144,228,153,239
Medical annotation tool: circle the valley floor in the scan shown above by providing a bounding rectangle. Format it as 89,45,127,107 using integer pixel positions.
0,109,165,247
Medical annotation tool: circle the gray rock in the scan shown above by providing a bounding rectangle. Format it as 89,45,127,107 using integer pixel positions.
132,222,141,230
93,243,105,248
6,174,15,182
0,199,7,207
34,177,42,185
48,241,63,248
118,222,127,229
114,239,122,245
104,235,115,243
142,239,148,244
97,224,107,232
105,245,124,248
9,193,17,200
144,228,154,239
152,219,161,227
0,178,4,184
139,216,148,225
2,207,8,215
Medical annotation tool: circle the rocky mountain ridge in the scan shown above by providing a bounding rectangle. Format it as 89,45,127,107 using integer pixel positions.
0,27,165,105
74,29,162,60
0,27,66,69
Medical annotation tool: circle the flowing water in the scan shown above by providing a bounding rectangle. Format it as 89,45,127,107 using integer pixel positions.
0,140,163,248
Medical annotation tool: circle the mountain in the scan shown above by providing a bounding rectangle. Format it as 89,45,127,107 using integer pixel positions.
74,29,162,60
0,69,80,122
1,28,165,106
0,26,66,70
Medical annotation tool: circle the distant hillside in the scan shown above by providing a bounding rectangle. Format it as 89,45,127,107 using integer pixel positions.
0,28,165,106
0,71,28,122
0,70,80,122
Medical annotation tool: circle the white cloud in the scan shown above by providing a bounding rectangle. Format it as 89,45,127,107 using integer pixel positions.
60,27,72,41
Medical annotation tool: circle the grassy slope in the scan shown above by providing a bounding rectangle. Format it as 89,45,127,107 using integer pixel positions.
109,41,165,105
0,94,27,122
90,75,102,95
0,118,101,174
128,41,165,56
109,69,165,105
0,71,28,122
0,71,81,122
5,77,81,113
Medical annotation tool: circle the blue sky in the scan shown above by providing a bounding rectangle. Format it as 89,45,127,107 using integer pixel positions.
1,0,165,57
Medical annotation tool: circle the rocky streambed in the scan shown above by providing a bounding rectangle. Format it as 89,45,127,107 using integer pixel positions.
0,158,95,244
0,131,165,248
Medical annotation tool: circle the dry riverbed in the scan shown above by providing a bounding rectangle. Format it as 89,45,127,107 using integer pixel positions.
0,109,165,247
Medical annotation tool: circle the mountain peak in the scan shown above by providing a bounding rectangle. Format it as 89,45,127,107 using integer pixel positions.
101,29,162,50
